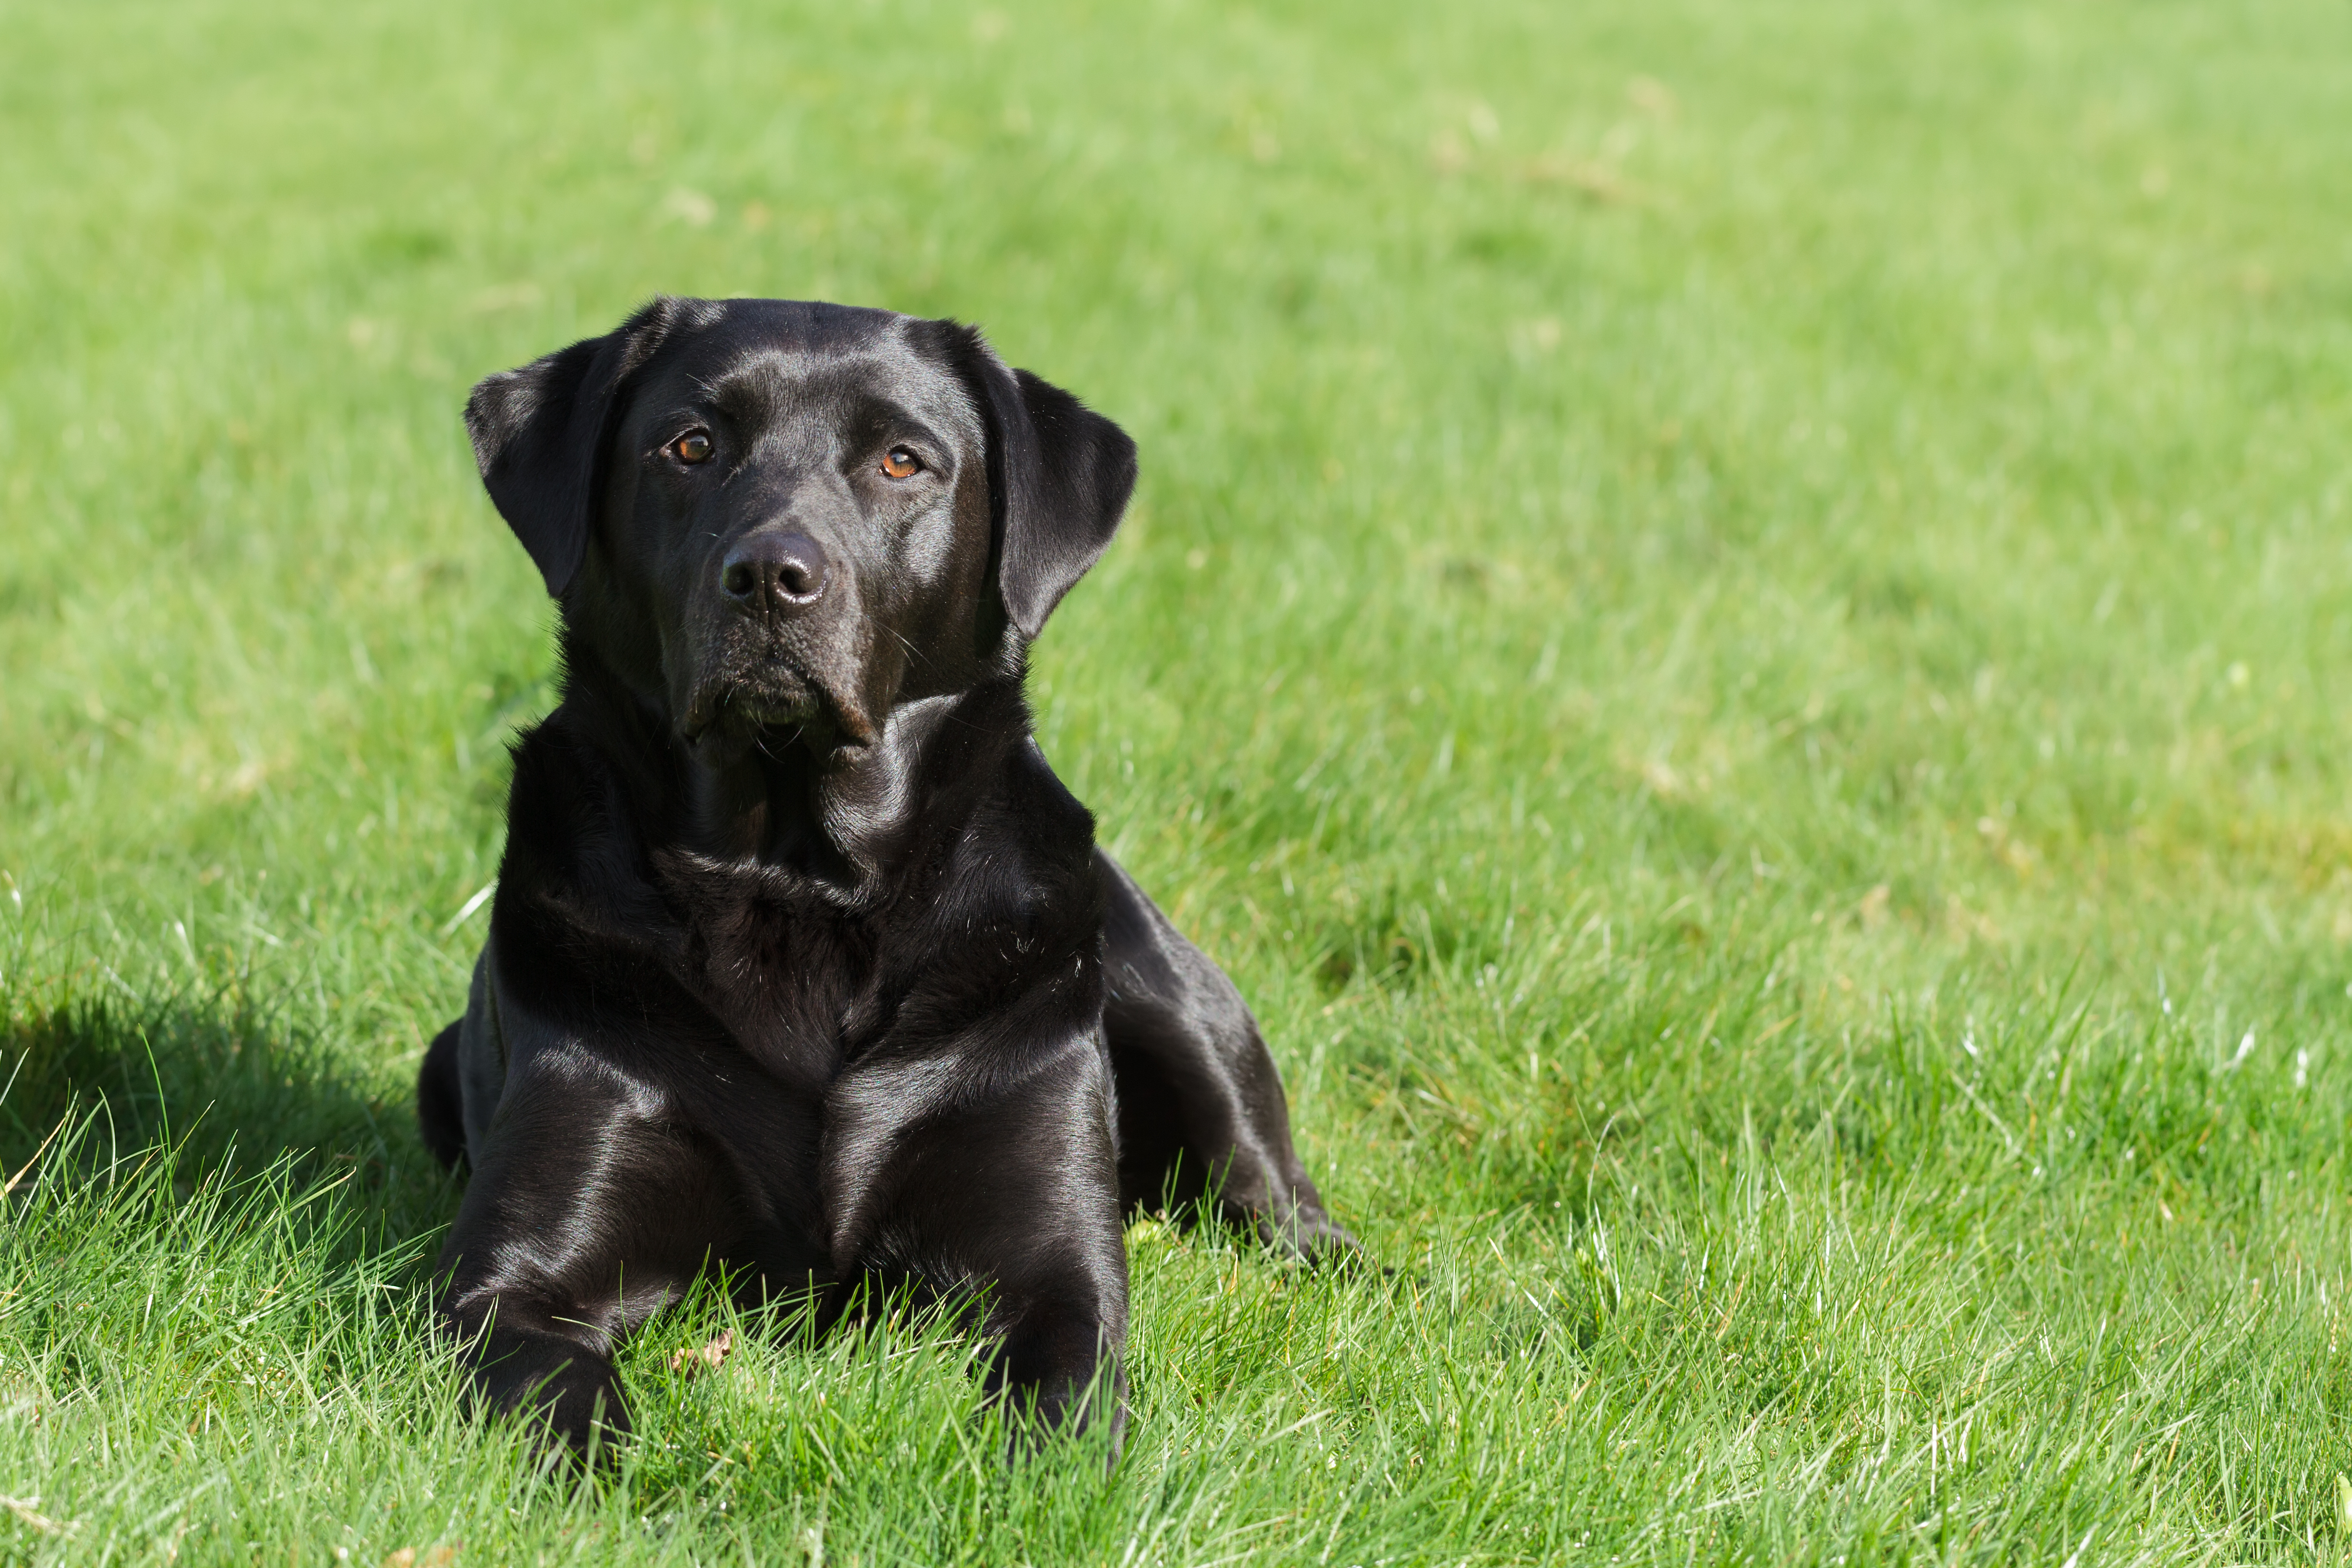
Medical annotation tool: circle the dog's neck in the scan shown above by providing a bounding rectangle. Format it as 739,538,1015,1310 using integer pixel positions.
680,689,972,885
558,639,1022,901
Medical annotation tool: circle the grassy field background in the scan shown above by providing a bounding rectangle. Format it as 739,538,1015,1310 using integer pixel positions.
5,0,2352,1561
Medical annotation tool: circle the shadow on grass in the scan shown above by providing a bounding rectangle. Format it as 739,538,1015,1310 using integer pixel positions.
0,989,462,1261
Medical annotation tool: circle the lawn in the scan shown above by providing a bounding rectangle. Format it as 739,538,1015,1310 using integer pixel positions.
5,0,2352,1561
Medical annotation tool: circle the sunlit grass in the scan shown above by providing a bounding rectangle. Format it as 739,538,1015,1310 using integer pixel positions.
5,0,2352,1560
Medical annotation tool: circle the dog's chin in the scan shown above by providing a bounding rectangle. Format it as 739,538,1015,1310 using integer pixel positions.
682,668,876,759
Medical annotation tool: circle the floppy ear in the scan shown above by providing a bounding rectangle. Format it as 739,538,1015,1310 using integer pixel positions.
951,329,1138,639
463,298,689,598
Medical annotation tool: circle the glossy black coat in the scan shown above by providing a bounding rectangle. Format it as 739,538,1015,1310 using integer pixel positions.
416,299,1348,1457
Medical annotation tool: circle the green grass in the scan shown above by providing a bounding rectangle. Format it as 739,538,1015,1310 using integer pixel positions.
5,0,2352,1560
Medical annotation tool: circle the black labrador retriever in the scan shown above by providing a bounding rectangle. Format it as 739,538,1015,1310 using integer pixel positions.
416,297,1350,1457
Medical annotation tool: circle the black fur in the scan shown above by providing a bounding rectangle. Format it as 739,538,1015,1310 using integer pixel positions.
420,298,1350,1458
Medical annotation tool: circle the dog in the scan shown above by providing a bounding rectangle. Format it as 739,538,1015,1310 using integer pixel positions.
416,297,1352,1457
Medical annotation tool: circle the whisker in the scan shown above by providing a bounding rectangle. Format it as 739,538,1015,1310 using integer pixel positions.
844,599,928,667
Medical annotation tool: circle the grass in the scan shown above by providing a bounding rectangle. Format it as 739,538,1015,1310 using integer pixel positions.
3,0,2352,1560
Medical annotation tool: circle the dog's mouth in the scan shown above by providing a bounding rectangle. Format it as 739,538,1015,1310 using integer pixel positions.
681,663,877,755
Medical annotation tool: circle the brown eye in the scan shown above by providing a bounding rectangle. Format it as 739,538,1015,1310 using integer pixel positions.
881,446,922,479
670,430,713,465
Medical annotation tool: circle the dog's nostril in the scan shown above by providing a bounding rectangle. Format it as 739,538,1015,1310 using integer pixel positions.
771,534,828,602
722,561,757,598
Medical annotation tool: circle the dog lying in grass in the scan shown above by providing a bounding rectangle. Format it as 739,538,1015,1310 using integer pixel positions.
417,297,1352,1457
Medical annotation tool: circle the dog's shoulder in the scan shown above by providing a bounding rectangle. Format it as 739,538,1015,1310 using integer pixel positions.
893,736,1098,998
490,700,687,968
950,734,1099,903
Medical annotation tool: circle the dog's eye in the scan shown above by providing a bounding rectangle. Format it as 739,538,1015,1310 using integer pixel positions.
880,447,923,479
670,430,714,465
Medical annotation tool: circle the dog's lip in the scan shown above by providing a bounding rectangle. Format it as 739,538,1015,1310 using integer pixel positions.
722,690,820,728
683,672,877,751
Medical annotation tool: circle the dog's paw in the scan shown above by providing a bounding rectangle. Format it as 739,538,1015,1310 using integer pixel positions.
1256,1203,1383,1274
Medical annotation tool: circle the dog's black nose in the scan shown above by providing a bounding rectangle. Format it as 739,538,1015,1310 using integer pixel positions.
721,532,828,611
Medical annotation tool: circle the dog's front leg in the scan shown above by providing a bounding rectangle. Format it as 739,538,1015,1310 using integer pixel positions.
434,1058,740,1458
825,1029,1130,1446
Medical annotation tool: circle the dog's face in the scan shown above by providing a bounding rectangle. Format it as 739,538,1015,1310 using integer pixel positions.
581,301,995,752
463,298,1136,759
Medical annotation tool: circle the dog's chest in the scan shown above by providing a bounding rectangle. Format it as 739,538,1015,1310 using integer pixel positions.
688,894,882,1084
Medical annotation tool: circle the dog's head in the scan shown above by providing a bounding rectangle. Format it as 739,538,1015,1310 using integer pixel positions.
464,298,1135,755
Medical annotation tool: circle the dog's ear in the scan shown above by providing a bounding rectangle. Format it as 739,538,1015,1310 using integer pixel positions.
948,328,1138,639
463,299,690,599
